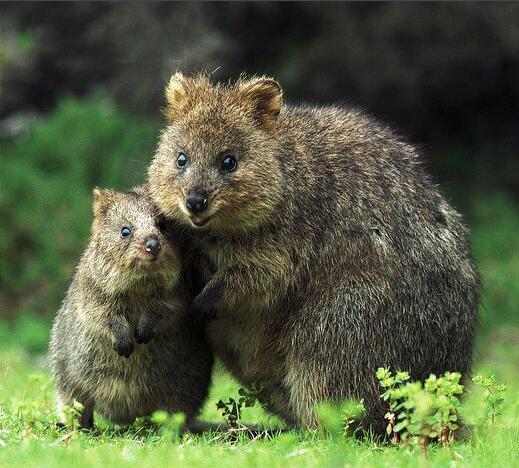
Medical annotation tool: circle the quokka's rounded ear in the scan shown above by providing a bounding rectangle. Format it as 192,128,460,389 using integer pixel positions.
164,71,190,122
238,76,283,130
92,187,116,217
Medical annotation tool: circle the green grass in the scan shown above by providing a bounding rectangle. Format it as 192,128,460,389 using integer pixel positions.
0,326,518,467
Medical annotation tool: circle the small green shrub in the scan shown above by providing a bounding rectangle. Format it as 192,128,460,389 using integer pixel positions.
472,373,507,425
376,367,411,444
150,411,186,442
315,399,365,438
377,368,464,448
216,383,262,428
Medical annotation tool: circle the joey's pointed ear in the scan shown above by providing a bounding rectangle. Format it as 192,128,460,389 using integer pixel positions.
238,76,283,130
165,72,190,122
92,187,116,217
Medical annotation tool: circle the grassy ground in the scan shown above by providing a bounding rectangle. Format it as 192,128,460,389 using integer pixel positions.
0,328,518,467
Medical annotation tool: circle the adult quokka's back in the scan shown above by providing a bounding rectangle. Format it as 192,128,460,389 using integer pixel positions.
50,187,213,429
148,73,480,434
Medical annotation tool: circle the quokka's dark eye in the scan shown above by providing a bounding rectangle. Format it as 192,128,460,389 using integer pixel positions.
120,226,132,238
176,152,187,168
221,155,237,172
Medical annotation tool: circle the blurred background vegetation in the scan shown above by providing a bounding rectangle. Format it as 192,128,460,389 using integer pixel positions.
0,2,518,356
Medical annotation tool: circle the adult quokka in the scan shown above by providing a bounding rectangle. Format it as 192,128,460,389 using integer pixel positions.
148,73,480,434
50,187,213,429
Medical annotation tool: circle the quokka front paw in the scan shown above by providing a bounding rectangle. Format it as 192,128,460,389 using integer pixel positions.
192,291,219,322
113,337,134,358
192,277,225,323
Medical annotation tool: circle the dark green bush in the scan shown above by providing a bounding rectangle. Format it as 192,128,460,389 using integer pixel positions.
0,94,158,318
469,193,519,330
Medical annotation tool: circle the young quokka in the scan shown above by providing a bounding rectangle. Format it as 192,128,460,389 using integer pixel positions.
148,73,480,435
50,187,213,429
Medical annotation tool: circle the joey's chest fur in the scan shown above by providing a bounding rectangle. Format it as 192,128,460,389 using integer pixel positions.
77,290,181,329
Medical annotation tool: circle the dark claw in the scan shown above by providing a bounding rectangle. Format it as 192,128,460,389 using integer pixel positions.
192,276,226,323
192,289,220,322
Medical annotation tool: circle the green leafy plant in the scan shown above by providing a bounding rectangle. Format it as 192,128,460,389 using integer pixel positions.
316,399,365,438
424,372,463,445
472,374,507,425
377,368,463,448
376,367,410,444
216,383,262,428
150,410,186,442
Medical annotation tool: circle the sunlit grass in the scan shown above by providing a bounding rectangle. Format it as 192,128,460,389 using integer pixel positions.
0,325,518,467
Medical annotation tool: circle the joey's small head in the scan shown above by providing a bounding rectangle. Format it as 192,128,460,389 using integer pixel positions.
91,187,181,292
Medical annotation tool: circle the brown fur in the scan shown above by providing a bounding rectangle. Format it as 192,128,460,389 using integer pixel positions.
148,73,480,434
50,187,213,428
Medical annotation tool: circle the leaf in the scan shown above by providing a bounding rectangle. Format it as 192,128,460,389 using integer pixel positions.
394,421,407,432
150,410,168,425
72,400,84,413
472,374,483,384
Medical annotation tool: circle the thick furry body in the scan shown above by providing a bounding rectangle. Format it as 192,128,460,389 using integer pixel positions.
148,75,480,433
50,190,213,427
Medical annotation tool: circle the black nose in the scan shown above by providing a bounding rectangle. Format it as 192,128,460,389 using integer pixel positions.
186,191,208,214
144,236,160,257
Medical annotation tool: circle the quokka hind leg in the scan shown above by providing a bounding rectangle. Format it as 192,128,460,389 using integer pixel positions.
284,363,326,430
